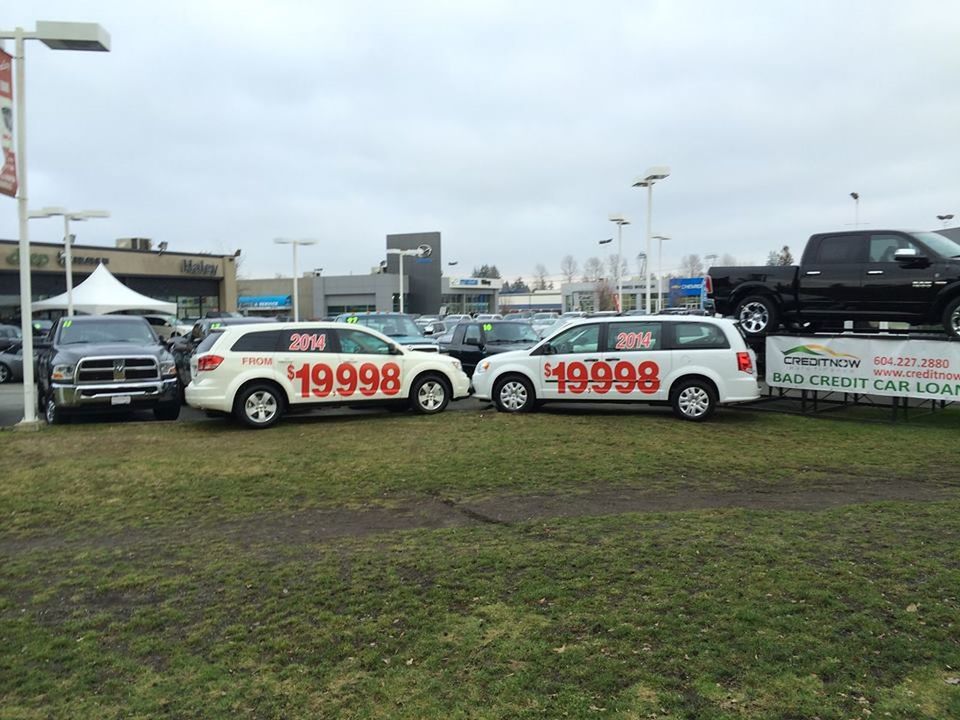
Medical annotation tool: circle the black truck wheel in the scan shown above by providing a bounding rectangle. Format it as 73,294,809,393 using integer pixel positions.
44,395,69,425
942,297,960,339
154,401,181,421
735,295,779,337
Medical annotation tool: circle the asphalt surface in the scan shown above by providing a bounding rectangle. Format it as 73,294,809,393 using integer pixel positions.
0,382,490,428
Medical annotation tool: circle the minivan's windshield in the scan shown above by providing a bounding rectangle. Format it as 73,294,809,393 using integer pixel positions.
59,319,157,345
912,232,960,259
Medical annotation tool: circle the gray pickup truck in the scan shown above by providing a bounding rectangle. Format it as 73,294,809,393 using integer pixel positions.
35,315,181,424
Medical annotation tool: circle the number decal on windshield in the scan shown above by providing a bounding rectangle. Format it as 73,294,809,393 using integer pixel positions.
287,332,327,352
543,360,660,395
287,362,401,398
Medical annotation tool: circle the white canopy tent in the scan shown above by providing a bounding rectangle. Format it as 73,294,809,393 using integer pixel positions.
32,263,177,315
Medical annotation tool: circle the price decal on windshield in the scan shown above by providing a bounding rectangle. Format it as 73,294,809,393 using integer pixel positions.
543,360,660,395
287,362,401,398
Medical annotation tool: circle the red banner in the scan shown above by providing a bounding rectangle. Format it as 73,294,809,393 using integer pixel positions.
0,49,16,198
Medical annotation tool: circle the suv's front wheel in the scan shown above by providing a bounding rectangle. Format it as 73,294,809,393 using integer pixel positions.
235,383,284,429
410,374,449,414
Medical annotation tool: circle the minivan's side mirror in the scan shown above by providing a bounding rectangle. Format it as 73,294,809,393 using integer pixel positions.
389,343,404,355
541,343,556,355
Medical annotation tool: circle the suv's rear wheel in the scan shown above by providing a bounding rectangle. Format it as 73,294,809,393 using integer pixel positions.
410,374,449,414
671,378,716,422
735,295,779,336
494,375,535,413
235,383,284,429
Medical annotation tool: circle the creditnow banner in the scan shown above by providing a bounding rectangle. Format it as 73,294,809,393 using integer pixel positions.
0,49,15,198
766,335,960,402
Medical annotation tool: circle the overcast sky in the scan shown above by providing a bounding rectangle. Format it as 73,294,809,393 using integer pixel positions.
3,0,958,282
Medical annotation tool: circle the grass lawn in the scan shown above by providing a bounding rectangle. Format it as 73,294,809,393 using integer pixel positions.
2,409,960,718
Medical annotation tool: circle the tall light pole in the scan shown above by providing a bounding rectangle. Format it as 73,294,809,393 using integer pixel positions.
633,166,670,313
608,215,630,312
274,238,316,321
386,248,422,313
0,21,110,427
652,235,670,312
850,192,860,228
28,207,109,317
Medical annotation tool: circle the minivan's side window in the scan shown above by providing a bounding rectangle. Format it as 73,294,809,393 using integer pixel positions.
815,235,865,264
604,322,661,352
338,328,393,355
281,328,335,353
231,330,283,352
548,323,600,354
671,322,729,349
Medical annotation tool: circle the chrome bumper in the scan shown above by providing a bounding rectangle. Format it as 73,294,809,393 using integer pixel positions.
51,379,179,408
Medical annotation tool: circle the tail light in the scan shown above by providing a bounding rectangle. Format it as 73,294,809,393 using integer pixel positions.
737,351,753,374
197,354,224,372
704,274,713,295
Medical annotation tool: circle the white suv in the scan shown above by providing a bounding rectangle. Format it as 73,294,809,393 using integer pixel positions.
471,316,759,421
185,322,471,428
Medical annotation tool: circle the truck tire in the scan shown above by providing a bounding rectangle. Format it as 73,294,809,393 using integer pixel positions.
735,295,779,336
671,378,717,422
235,383,284,429
153,401,181,421
942,297,960,339
409,373,449,414
493,375,536,413
44,394,69,425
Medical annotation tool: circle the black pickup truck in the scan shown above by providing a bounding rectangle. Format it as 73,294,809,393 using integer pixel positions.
439,320,541,376
708,229,960,337
35,315,181,424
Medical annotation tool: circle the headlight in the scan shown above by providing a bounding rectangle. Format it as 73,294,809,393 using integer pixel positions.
51,364,75,381
450,358,462,371
160,361,178,377
475,360,490,374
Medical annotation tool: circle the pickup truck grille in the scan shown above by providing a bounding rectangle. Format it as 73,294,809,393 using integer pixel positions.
76,356,160,383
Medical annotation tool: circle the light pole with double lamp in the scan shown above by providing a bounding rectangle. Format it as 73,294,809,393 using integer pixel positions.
28,207,110,317
608,214,630,312
632,166,671,314
652,235,670,312
0,21,110,427
386,248,423,314
273,238,317,321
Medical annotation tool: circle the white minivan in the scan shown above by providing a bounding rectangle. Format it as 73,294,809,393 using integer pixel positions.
471,315,759,421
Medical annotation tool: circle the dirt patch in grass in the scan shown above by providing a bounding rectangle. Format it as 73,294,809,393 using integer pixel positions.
3,476,953,557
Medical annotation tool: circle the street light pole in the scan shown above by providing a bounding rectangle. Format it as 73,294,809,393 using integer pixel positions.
652,235,670,312
850,192,860,228
386,248,422,313
608,215,630,312
28,207,110,317
0,21,111,427
274,238,317,321
633,167,670,314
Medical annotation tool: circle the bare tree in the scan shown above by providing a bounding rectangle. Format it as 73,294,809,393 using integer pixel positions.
606,254,628,281
533,264,549,290
582,256,604,282
721,253,737,266
765,251,779,266
560,255,578,284
595,278,616,311
679,254,703,277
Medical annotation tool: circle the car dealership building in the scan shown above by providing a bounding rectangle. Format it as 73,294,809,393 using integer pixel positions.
0,237,239,323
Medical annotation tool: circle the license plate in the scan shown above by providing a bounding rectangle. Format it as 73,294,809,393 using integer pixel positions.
111,395,132,406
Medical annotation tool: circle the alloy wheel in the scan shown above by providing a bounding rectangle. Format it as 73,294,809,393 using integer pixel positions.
244,391,278,424
739,301,769,334
417,380,446,411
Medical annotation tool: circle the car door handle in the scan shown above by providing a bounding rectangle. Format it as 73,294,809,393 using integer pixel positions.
605,357,621,362
584,358,599,362
804,271,822,276
867,270,884,275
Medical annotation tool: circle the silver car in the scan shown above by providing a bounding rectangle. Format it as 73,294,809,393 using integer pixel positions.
0,344,24,383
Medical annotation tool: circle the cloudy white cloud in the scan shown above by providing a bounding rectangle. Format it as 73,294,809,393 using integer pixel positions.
3,0,958,282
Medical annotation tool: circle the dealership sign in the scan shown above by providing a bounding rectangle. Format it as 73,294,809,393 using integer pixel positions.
766,335,960,402
0,49,16,198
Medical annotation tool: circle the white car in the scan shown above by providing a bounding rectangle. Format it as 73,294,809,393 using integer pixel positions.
185,322,471,428
471,315,759,421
